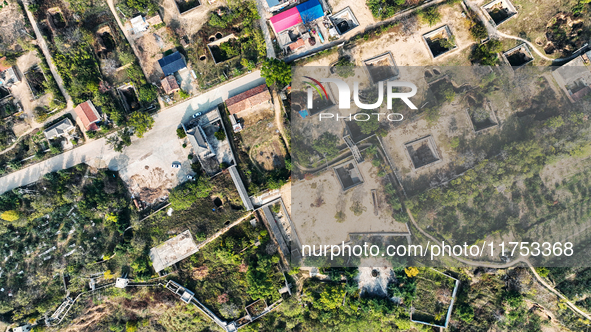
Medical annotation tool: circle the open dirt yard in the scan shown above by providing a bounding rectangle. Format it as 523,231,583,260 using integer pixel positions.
291,158,408,246
160,0,225,37
302,2,474,67
130,27,177,83
327,0,377,36
0,2,30,51
238,107,287,171
12,51,55,127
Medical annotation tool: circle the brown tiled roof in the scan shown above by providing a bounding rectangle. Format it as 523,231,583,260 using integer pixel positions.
288,38,305,51
146,14,163,26
161,75,180,94
226,84,271,115
74,100,100,131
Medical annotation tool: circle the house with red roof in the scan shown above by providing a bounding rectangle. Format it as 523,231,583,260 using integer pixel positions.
74,100,101,131
225,84,272,115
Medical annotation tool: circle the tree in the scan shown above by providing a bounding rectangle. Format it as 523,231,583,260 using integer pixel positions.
312,132,339,160
419,7,441,27
0,210,19,222
404,267,419,278
214,129,226,141
356,110,380,134
315,285,346,310
261,58,291,88
128,111,154,138
177,127,187,139
334,56,354,78
138,84,157,103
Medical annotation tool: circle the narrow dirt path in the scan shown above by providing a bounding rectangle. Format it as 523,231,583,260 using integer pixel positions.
271,88,290,152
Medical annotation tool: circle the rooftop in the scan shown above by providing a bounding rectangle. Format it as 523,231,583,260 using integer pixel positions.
225,84,271,115
74,100,100,131
131,16,149,34
149,230,199,273
158,52,187,76
161,75,180,94
44,118,75,140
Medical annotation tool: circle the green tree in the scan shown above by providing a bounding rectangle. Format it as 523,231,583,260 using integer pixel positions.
356,110,380,134
419,7,441,26
334,56,354,78
214,129,226,141
169,179,213,210
128,111,155,138
177,127,187,139
315,285,346,310
261,58,291,88
312,132,339,159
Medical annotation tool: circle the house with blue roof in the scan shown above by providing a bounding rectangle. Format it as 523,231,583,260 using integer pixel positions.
158,51,187,77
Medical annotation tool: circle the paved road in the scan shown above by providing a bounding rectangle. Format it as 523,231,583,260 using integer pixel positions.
254,0,276,59
0,71,265,194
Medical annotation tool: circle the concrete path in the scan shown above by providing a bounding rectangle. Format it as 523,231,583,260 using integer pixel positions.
0,71,265,194
254,0,276,59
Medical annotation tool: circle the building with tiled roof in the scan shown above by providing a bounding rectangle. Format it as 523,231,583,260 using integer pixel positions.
225,84,271,115
43,118,75,140
161,75,180,94
74,100,101,131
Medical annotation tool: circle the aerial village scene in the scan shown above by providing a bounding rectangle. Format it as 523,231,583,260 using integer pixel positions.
0,0,590,330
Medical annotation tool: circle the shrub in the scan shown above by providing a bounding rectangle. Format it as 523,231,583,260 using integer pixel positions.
214,129,226,141
418,7,441,27
0,210,20,222
177,127,187,139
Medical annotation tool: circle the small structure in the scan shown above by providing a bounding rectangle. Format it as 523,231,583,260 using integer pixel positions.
166,281,195,303
207,34,239,64
229,114,242,132
422,25,457,59
161,75,180,94
74,100,101,131
329,7,360,35
287,38,306,53
43,118,75,140
404,135,441,170
146,13,163,26
225,84,272,115
130,16,149,34
12,325,31,332
115,278,129,288
552,50,591,102
363,52,399,83
264,0,289,12
502,43,533,68
0,66,22,87
158,51,187,76
149,230,199,274
333,160,364,191
481,0,517,27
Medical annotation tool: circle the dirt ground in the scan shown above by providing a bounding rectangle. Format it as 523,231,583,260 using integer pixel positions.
291,158,408,246
12,51,54,128
238,107,287,172
130,27,177,83
484,0,586,58
327,0,377,36
302,2,474,67
0,2,30,51
160,0,225,37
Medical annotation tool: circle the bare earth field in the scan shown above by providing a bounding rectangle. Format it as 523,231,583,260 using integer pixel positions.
291,159,408,246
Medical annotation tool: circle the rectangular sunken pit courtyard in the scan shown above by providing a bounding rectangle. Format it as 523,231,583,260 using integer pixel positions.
482,0,517,27
503,43,533,67
423,26,457,59
333,160,364,191
405,136,441,170
363,52,399,83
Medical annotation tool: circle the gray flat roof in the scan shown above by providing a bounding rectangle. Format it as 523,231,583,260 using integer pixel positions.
149,230,198,273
